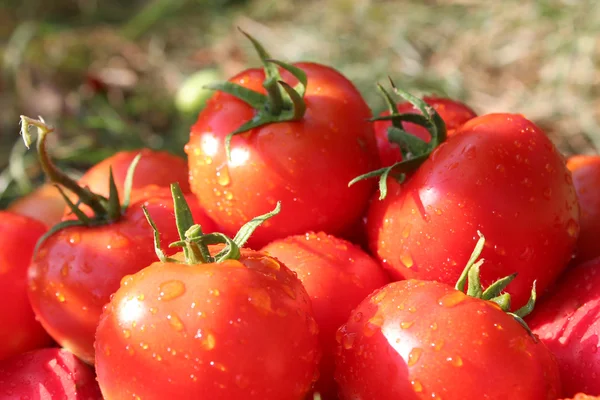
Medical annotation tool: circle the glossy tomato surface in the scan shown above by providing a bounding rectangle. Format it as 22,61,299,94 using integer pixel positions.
262,232,389,399
528,257,600,397
8,183,65,228
374,96,477,166
367,113,579,309
27,189,215,364
0,212,52,361
566,155,600,263
95,247,320,400
335,280,562,400
186,62,380,248
0,348,102,399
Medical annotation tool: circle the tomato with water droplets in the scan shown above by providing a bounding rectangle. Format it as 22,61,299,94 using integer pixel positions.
262,231,389,399
374,96,477,166
95,245,320,400
0,347,102,399
367,113,579,309
0,212,52,361
566,155,600,264
28,188,216,364
186,56,379,249
335,279,561,400
528,256,600,397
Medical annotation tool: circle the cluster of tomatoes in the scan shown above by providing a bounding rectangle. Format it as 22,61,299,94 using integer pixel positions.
2,30,600,400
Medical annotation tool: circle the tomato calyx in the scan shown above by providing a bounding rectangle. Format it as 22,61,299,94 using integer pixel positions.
204,28,308,159
19,115,140,251
348,78,447,200
457,231,538,338
143,182,281,264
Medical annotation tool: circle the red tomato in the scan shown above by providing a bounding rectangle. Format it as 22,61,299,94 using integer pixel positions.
566,155,600,263
28,188,216,365
261,232,389,398
0,348,102,399
374,97,477,166
560,395,600,400
95,246,320,400
366,113,579,309
78,148,191,198
186,62,379,248
0,212,52,361
528,257,600,397
8,183,65,228
335,280,561,399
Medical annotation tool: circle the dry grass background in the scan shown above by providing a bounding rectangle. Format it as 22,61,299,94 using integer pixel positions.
1,0,599,206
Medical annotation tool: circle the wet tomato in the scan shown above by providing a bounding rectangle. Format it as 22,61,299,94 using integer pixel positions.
0,212,52,361
8,183,65,228
367,113,579,309
335,279,561,400
0,348,102,399
262,232,389,398
95,246,320,400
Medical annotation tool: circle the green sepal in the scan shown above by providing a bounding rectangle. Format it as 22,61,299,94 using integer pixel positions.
54,184,91,225
232,201,281,249
121,153,142,211
107,167,121,221
34,219,86,255
266,59,308,98
482,273,518,300
203,81,268,109
455,231,485,292
142,205,179,264
466,259,484,298
489,293,511,311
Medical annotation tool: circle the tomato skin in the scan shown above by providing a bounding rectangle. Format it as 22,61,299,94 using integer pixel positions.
560,395,600,400
95,246,320,400
261,232,389,399
528,257,600,397
78,148,191,198
0,212,52,361
366,113,579,309
374,97,477,166
186,62,380,248
8,183,65,228
0,348,102,399
27,189,215,365
335,280,562,400
566,155,600,263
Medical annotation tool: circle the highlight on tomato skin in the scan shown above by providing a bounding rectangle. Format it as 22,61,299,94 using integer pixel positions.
527,256,600,397
366,113,580,311
94,246,321,400
0,347,102,399
261,231,390,399
0,211,53,362
7,183,66,228
566,155,600,264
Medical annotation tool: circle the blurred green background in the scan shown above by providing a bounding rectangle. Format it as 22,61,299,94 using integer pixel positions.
1,0,599,207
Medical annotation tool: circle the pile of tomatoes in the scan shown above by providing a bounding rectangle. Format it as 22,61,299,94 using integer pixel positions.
2,30,600,400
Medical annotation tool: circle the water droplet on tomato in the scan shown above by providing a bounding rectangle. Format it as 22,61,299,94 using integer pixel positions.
247,287,273,315
401,223,412,238
353,312,363,322
447,355,463,367
407,347,423,366
342,332,356,349
519,246,534,261
400,251,414,268
158,280,186,301
224,191,233,200
438,291,465,308
167,313,185,332
55,291,66,303
411,380,423,392
210,361,227,372
363,315,384,337
68,232,80,245
216,166,231,186
372,290,387,304
567,219,580,238
430,322,438,330
60,264,69,277
400,321,414,329
122,329,131,338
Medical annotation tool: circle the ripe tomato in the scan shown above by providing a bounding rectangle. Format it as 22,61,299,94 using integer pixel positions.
0,348,102,399
528,256,600,397
28,188,216,365
566,155,600,264
335,279,561,399
560,395,600,400
374,96,477,166
0,212,52,361
78,148,191,198
95,245,320,400
261,232,389,398
8,183,65,227
366,113,579,309
186,36,379,248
